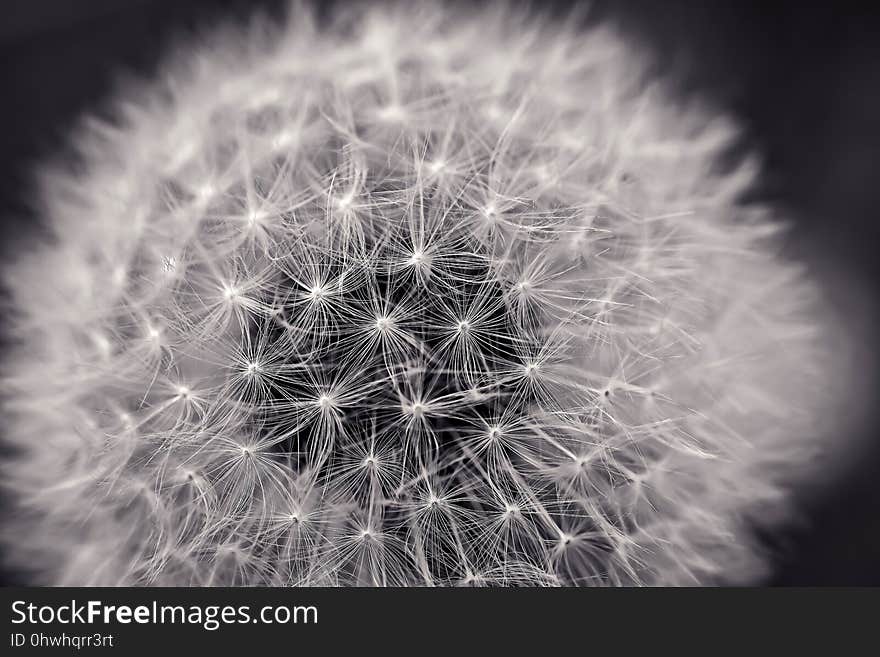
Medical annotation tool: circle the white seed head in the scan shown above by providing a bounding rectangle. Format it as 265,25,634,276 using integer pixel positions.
0,2,842,586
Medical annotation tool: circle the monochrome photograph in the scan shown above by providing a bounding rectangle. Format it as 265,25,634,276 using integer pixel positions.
1,0,877,597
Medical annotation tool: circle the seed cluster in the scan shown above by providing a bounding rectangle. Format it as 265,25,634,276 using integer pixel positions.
1,4,825,586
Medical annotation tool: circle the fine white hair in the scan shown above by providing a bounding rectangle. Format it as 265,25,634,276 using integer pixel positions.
2,1,835,585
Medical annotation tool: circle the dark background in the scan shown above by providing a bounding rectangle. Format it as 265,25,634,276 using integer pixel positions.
0,0,877,585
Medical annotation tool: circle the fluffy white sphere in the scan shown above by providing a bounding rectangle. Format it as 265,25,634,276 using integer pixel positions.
2,3,831,585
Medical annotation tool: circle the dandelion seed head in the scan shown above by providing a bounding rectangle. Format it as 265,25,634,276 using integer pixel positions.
0,1,841,587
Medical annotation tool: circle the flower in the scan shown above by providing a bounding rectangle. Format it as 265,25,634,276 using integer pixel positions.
1,2,831,585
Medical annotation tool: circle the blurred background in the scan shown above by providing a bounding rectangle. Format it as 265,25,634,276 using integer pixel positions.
0,0,877,585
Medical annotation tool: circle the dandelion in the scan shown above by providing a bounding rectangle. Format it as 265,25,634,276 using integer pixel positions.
1,2,835,585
